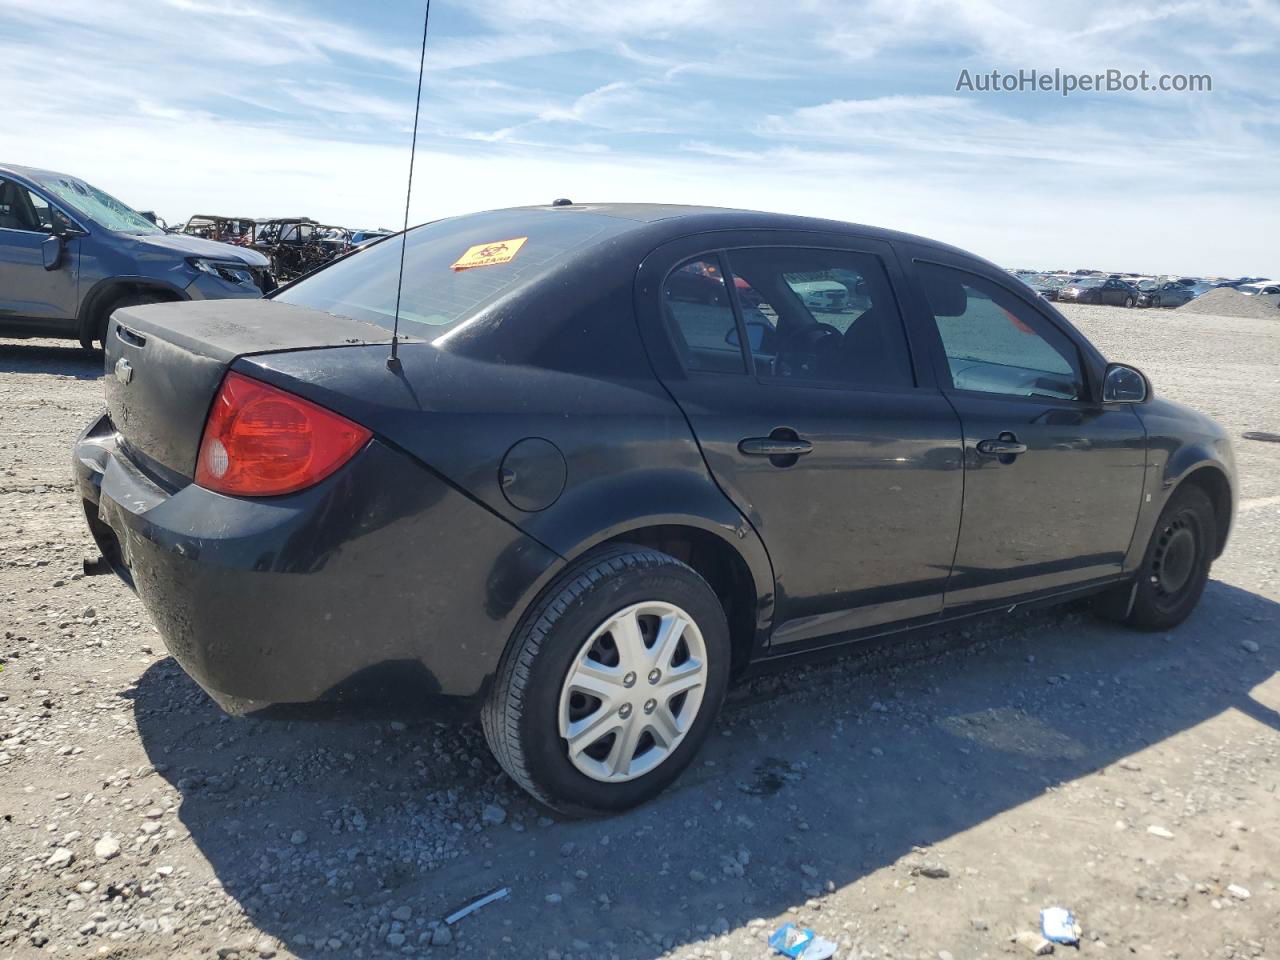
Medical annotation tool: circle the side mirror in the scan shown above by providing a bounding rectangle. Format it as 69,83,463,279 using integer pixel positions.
1102,363,1149,403
41,234,64,271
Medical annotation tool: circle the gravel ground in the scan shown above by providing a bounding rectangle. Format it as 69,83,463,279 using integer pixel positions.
1,303,1277,960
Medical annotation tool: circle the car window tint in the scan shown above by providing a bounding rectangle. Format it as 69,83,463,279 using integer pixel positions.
917,261,1084,401
724,247,914,389
662,257,745,374
276,208,633,336
0,178,55,233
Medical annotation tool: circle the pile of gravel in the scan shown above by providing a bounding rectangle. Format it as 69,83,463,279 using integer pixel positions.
1178,286,1280,319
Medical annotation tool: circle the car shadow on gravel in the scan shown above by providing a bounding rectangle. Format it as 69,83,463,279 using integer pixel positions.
129,580,1278,959
0,341,102,379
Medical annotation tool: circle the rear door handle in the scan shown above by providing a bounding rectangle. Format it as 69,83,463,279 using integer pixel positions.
738,437,813,457
976,435,1028,456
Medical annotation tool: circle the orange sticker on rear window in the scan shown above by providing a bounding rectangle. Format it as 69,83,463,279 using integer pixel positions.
451,237,527,271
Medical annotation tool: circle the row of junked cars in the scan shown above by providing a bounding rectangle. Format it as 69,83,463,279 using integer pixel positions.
167,215,391,283
1013,269,1278,308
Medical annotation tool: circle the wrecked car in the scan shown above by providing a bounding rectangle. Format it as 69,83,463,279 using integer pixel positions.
251,217,352,282
0,162,274,348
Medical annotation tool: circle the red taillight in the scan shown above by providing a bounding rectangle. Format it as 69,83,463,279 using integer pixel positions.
194,372,371,496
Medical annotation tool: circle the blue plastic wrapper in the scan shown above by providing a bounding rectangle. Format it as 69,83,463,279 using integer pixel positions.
1041,907,1080,945
769,923,815,958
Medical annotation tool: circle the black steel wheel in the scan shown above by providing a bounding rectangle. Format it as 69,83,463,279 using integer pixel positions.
1125,485,1215,630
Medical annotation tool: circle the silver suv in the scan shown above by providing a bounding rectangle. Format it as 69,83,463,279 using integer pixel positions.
0,163,272,349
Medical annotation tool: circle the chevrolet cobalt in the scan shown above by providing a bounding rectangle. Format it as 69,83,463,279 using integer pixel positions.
73,204,1235,815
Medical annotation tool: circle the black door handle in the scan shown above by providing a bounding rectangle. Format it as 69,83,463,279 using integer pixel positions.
976,435,1028,457
738,437,813,457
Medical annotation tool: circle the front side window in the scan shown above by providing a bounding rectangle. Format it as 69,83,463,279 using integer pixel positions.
724,247,915,389
0,178,73,234
662,257,745,373
917,261,1084,401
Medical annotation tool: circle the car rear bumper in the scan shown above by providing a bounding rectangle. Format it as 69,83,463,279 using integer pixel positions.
72,414,562,715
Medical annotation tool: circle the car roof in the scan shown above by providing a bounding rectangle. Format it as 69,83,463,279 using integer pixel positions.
492,201,991,265
0,162,76,184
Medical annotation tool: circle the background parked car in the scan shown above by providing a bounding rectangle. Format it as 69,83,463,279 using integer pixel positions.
1140,281,1197,308
1239,281,1280,296
1024,274,1068,301
0,163,273,348
1057,277,1139,306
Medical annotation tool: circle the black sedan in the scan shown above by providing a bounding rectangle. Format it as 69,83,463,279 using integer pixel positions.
74,203,1236,815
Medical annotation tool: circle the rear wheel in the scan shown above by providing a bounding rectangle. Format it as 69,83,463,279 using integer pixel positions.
1104,485,1215,631
482,545,730,816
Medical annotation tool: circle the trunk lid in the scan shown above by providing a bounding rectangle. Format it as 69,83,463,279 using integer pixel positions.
104,299,395,484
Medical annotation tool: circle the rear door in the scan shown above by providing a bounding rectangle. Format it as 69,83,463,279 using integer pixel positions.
901,251,1146,610
636,231,964,649
0,176,80,329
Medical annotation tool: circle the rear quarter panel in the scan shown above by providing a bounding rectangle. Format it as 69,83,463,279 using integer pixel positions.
242,341,775,627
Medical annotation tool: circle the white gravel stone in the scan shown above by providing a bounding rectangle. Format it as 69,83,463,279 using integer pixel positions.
94,835,121,861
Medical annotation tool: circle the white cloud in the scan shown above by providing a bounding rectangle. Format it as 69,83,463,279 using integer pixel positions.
0,0,1274,276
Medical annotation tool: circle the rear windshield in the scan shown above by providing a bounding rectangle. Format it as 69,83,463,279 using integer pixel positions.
274,208,632,336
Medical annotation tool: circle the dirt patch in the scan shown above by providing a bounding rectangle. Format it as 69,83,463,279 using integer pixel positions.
1178,286,1280,319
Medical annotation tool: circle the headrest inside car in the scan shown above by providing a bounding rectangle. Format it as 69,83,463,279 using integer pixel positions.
922,271,969,317
926,272,962,317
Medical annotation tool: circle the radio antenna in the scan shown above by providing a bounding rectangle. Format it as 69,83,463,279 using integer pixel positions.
388,0,432,370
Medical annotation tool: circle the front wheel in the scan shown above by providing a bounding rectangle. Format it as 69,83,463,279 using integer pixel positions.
482,545,730,816
1124,296,1135,308
1104,485,1215,631
1151,295,1162,309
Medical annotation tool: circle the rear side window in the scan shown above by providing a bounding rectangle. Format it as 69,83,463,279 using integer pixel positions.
662,257,746,374
725,247,915,389
917,261,1084,400
275,209,632,337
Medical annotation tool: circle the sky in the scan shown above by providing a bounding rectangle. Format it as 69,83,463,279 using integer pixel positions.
1,0,1277,276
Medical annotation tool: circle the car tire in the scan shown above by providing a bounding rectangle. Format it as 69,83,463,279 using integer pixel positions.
1124,296,1135,308
1111,485,1216,631
482,544,731,817
1151,295,1162,309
